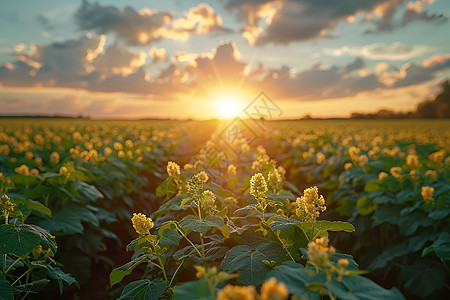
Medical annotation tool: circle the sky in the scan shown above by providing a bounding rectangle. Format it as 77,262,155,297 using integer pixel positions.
0,0,449,119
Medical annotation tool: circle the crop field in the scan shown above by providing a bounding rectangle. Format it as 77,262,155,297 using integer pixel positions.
0,118,449,300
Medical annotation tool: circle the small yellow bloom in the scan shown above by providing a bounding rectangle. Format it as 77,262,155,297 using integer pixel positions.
103,147,112,157
406,154,420,168
296,186,326,222
424,170,437,182
131,213,154,236
166,161,181,177
15,164,30,176
421,186,435,205
260,277,289,300
390,167,403,179
197,171,209,183
316,153,326,165
250,173,268,202
378,172,388,181
50,152,60,165
1,194,16,219
227,164,237,175
216,284,256,300
344,162,353,170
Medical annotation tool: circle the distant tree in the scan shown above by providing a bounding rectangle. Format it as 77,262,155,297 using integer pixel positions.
434,80,450,118
416,100,437,118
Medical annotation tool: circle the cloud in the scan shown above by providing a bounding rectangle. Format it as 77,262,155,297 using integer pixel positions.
224,0,395,45
75,1,227,45
361,42,434,60
365,0,446,33
224,0,447,45
422,53,450,68
92,44,146,76
323,42,435,61
1,37,449,103
149,47,167,62
0,34,105,87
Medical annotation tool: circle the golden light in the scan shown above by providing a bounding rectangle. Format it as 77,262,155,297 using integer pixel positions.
216,93,244,119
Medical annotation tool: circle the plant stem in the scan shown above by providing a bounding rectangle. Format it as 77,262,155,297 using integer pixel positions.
11,269,31,286
173,223,203,257
200,233,205,257
157,256,168,283
311,220,316,241
169,259,185,287
6,257,21,274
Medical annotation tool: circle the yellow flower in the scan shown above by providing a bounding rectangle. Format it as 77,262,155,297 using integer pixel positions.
406,154,420,168
216,284,256,300
113,142,123,151
429,150,446,164
227,164,237,175
1,194,16,220
378,172,388,181
421,186,435,205
187,174,204,200
295,186,326,222
104,147,112,157
250,173,268,202
15,164,30,176
316,153,325,165
166,161,181,177
50,152,60,165
307,237,335,275
338,258,349,268
267,169,282,191
183,163,194,170
197,171,209,183
390,167,403,179
344,162,353,170
260,278,289,300
131,213,154,236
202,190,217,213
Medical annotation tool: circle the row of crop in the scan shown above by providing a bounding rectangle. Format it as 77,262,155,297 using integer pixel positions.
266,123,449,298
109,135,405,299
0,120,216,299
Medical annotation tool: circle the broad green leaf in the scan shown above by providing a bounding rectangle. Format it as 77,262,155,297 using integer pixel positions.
0,224,41,256
357,196,375,216
76,181,103,203
172,280,214,300
364,179,381,192
11,279,50,296
401,259,446,297
326,274,404,300
31,261,78,294
159,228,181,246
38,203,99,235
266,261,320,300
110,256,147,286
270,217,301,230
422,232,450,261
118,278,167,300
0,274,13,300
221,242,286,286
330,253,359,270
398,210,432,236
7,193,51,216
179,215,224,233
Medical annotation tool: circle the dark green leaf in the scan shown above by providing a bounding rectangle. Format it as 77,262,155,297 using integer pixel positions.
172,280,214,300
118,278,167,300
110,256,147,286
0,224,41,256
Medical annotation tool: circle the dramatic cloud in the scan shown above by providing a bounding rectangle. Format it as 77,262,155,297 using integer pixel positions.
365,0,446,33
75,1,226,45
149,47,167,62
224,0,447,45
1,36,449,103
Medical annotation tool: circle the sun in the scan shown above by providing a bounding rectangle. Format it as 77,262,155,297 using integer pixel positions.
216,93,244,119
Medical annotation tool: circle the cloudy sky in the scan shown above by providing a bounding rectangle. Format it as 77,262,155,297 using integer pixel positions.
0,0,449,119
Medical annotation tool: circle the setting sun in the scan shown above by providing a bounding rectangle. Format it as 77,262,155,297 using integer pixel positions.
216,94,243,118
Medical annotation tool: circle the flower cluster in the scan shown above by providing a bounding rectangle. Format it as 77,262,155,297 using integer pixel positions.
216,284,257,300
131,213,154,236
250,173,268,202
166,161,181,177
421,186,435,205
1,194,16,221
378,171,388,181
295,186,326,222
202,190,217,214
406,154,420,169
187,174,204,201
260,277,289,300
390,167,403,180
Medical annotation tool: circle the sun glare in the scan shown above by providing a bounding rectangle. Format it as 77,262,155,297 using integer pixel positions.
217,99,242,119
